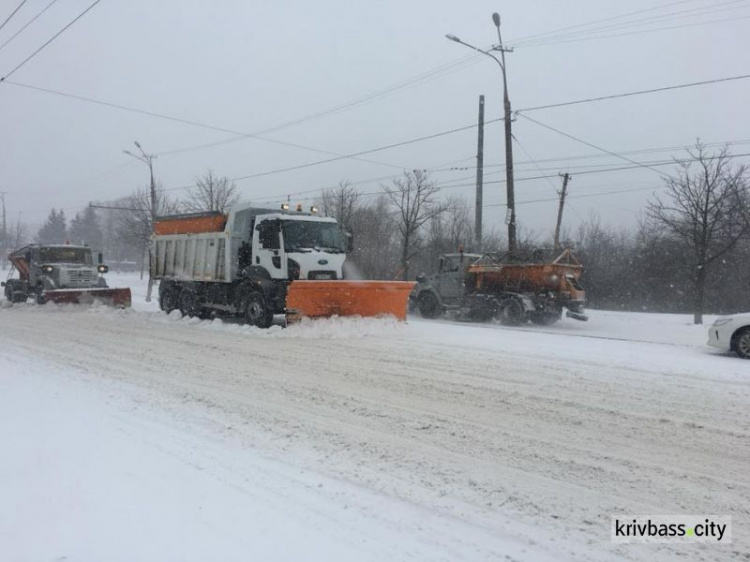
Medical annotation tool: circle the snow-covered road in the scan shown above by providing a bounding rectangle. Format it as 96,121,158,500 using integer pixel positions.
0,277,747,561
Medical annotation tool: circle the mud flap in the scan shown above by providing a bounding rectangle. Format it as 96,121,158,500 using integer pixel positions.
285,281,415,321
42,287,132,308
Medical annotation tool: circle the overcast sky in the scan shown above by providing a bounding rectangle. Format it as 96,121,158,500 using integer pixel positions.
1,0,749,239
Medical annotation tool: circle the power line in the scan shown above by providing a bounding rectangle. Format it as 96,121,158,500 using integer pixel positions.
0,0,29,35
513,13,750,49
148,54,486,157
506,0,696,46
517,113,670,178
4,60,749,171
0,0,104,82
1,79,407,171
270,150,750,207
511,0,748,47
0,0,60,53
516,74,750,114
162,119,502,194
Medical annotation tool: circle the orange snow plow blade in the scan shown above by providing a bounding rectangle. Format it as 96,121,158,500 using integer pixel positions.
286,281,415,321
42,287,132,308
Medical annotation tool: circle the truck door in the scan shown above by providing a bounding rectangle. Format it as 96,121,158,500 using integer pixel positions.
253,219,287,280
438,255,464,299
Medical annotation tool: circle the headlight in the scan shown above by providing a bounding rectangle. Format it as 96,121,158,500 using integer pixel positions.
98,265,109,274
712,317,733,327
42,265,54,273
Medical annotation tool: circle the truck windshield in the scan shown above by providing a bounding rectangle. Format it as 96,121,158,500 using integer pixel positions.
282,220,346,253
39,247,92,264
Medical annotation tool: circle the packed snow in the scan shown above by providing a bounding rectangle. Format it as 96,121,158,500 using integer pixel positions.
0,272,747,561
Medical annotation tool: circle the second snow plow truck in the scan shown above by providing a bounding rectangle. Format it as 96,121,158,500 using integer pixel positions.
151,202,414,326
2,244,131,307
412,248,587,325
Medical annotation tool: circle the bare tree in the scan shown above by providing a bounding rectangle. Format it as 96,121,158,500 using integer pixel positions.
117,185,180,278
384,169,447,280
184,170,239,214
347,195,399,280
9,218,29,249
320,181,359,232
647,142,750,323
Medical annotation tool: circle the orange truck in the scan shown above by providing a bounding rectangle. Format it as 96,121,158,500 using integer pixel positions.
2,244,131,307
150,202,413,327
412,249,587,325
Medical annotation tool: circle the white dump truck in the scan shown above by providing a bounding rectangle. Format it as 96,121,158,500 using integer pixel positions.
151,202,413,327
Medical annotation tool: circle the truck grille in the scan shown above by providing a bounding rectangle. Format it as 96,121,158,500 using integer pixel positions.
65,269,96,287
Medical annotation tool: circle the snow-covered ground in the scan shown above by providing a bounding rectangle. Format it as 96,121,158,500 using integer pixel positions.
0,272,747,561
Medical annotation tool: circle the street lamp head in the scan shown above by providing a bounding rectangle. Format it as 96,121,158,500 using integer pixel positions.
492,12,501,28
445,33,461,43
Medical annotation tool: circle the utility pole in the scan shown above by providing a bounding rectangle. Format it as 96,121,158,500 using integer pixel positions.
475,95,485,248
553,173,571,251
446,13,516,253
124,141,157,302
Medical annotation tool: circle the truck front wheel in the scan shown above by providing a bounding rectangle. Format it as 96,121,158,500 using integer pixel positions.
530,310,562,326
418,291,442,319
243,291,273,328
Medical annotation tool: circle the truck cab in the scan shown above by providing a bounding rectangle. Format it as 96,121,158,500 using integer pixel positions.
235,210,349,282
2,244,129,306
412,253,482,318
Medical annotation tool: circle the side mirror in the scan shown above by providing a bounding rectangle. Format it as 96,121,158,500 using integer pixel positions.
98,252,103,264
1,282,5,287
345,232,354,253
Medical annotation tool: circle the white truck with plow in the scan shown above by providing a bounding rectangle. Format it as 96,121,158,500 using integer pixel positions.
151,202,413,326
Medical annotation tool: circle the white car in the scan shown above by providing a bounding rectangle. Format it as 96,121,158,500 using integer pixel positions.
707,313,750,359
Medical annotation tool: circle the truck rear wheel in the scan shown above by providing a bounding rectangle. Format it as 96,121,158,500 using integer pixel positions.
418,291,442,319
500,298,528,326
4,280,27,303
243,291,273,328
160,286,179,313
179,289,201,318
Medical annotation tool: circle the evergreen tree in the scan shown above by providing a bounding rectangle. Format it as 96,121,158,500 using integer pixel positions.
36,209,67,244
69,206,103,251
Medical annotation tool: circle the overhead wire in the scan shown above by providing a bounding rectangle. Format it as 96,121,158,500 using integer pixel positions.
506,0,747,48
1,80,408,170
516,14,750,49
516,74,750,114
505,0,697,46
0,0,60,53
160,119,501,194
511,133,585,222
0,0,29,35
511,0,748,48
0,0,104,82
516,113,670,179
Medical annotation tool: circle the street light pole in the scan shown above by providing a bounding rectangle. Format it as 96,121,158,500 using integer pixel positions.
124,141,157,302
446,12,517,253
